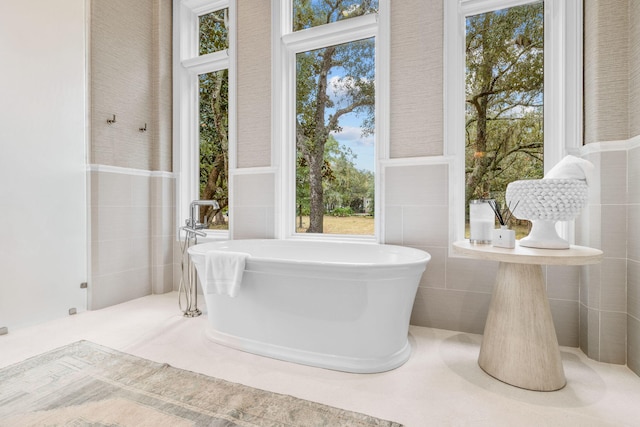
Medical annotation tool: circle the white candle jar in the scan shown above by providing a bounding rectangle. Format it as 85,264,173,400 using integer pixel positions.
469,199,495,244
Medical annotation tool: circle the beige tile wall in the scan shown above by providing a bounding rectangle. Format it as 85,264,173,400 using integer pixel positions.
89,170,175,309
233,172,276,239
583,0,640,373
383,163,491,336
628,145,640,374
577,151,628,364
151,175,176,294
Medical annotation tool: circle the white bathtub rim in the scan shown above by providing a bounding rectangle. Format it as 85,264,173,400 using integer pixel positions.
188,239,432,270
188,240,431,284
202,325,413,374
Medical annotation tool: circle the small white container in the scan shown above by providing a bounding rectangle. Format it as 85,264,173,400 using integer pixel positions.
492,226,516,249
470,199,495,244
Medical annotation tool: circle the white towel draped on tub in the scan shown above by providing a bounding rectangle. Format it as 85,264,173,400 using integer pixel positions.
203,250,249,297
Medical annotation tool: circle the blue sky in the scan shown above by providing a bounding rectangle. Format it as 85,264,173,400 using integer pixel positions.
330,118,374,172
326,72,375,172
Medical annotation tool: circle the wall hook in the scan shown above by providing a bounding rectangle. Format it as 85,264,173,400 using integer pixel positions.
139,123,147,132
107,114,116,124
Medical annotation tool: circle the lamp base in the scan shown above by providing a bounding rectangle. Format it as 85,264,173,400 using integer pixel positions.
519,220,570,249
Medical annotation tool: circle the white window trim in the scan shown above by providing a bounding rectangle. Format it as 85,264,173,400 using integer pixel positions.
444,0,582,246
173,0,236,239
272,0,390,243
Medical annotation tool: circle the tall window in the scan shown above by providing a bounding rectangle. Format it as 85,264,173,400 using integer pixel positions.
279,0,385,238
465,2,544,236
199,69,229,229
446,0,582,242
175,1,235,235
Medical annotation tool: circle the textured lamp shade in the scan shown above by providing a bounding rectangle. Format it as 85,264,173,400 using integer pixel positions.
506,179,588,249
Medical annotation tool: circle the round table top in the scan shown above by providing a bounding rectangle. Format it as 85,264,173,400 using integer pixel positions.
452,240,603,266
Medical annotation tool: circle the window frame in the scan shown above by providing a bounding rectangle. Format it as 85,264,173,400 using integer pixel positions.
272,0,389,242
173,0,236,239
444,0,583,245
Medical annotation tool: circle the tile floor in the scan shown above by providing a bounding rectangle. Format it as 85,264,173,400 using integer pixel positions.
1,292,640,426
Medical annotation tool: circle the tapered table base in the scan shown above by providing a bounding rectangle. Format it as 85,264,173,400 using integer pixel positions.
479,262,565,391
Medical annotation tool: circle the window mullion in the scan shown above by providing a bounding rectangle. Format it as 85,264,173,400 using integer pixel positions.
283,13,377,53
461,0,543,16
275,39,298,239
184,0,228,15
444,0,467,244
182,50,230,74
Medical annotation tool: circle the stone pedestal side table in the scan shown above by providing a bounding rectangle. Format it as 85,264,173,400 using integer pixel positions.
453,240,602,391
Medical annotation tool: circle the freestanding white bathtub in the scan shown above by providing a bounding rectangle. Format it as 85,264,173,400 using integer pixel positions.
188,239,430,373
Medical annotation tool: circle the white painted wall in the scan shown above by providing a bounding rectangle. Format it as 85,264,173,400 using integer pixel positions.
0,0,88,330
